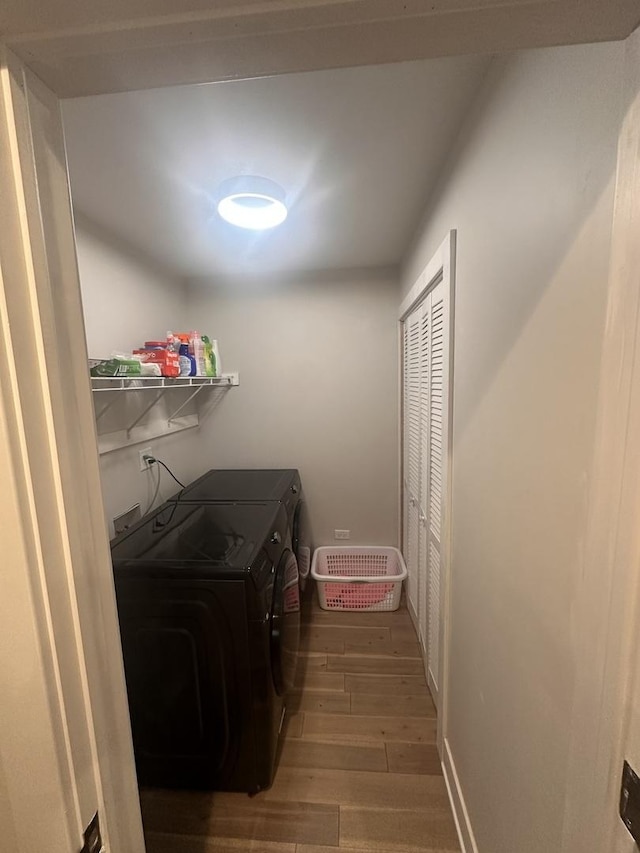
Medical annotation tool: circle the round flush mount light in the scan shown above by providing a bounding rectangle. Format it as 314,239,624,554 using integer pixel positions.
216,175,288,230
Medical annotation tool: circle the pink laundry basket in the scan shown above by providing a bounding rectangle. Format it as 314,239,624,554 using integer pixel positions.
311,547,407,612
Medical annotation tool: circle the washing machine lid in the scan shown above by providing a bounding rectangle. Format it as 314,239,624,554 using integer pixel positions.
169,469,299,503
111,500,282,580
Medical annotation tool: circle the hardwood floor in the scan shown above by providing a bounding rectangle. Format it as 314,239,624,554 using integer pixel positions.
141,595,460,853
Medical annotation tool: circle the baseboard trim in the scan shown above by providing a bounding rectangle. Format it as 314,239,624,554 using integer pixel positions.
442,737,479,853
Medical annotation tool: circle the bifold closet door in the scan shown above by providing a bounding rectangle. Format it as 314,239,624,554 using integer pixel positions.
402,278,448,705
402,297,429,658
417,300,430,660
426,279,446,699
403,308,422,617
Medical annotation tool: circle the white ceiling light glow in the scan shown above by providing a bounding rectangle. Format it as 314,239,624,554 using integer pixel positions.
216,175,288,230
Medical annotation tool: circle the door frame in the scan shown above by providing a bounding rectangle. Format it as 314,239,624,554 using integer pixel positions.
560,26,640,853
0,47,145,853
399,229,456,755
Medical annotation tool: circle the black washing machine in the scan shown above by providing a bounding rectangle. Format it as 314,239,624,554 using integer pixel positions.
169,469,312,588
110,499,300,793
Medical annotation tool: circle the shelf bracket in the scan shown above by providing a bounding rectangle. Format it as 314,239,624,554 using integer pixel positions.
126,390,166,436
95,394,121,422
91,372,239,452
167,385,205,424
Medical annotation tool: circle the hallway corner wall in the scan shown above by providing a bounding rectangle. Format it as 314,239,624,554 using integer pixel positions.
402,41,625,852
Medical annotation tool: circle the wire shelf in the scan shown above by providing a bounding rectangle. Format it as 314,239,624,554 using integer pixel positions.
91,374,239,391
90,371,239,454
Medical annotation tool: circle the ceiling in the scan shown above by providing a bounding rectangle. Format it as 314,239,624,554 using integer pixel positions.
4,1,640,98
63,55,491,277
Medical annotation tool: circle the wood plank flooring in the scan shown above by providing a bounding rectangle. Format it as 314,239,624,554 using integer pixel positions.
141,596,460,852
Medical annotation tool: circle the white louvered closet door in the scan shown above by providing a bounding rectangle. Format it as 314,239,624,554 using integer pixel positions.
403,296,429,656
403,308,422,615
417,300,430,660
426,279,447,699
402,276,449,708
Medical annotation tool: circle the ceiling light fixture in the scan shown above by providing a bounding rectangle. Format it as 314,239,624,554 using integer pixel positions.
216,175,288,230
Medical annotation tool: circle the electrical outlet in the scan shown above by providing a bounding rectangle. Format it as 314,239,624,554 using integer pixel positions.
620,760,640,843
139,447,153,472
335,529,350,540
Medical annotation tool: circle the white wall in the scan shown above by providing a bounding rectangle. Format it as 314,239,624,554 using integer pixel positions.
75,219,206,535
402,43,624,852
186,271,399,547
76,216,186,357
